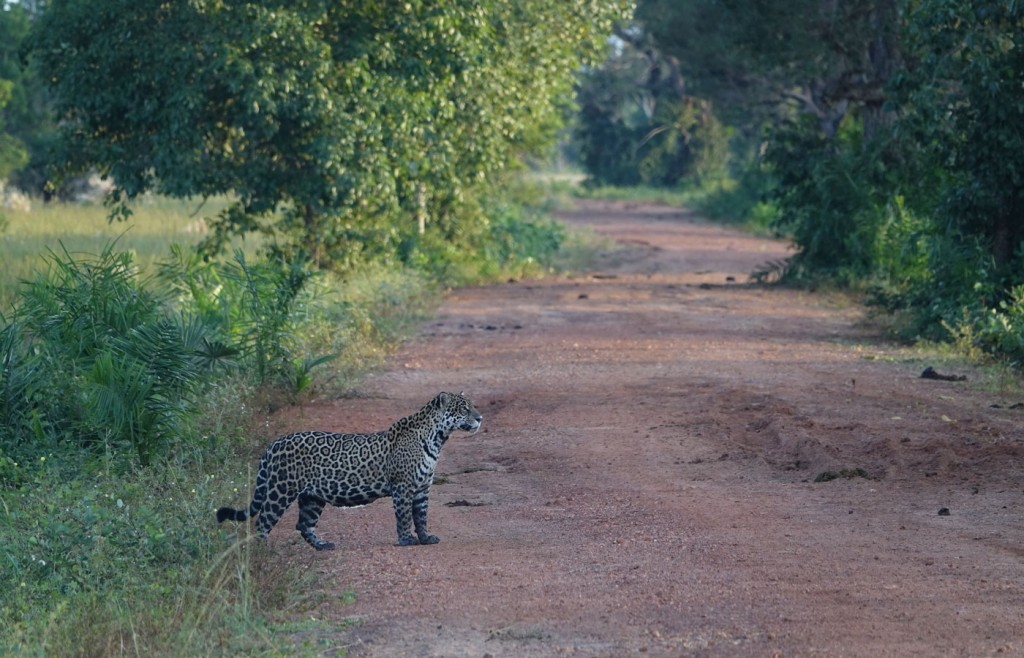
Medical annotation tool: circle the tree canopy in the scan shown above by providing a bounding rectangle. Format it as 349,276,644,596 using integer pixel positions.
634,0,900,138
30,0,631,265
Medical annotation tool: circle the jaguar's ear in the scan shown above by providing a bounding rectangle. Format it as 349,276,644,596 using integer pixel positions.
435,392,450,408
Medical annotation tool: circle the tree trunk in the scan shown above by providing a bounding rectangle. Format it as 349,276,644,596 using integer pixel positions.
415,184,426,236
991,199,1024,268
861,0,900,142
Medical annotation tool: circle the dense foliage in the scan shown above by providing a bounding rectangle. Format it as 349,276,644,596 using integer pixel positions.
0,2,58,192
573,28,730,190
0,6,29,179
28,0,630,266
0,244,323,469
575,0,1024,365
899,2,1024,268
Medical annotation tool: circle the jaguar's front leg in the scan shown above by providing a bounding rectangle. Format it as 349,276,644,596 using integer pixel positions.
412,485,439,545
391,484,419,546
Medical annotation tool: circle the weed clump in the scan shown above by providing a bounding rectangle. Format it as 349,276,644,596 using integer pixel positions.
813,468,875,483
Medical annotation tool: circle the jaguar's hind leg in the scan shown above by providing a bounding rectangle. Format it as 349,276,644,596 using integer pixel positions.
296,492,335,550
255,480,297,540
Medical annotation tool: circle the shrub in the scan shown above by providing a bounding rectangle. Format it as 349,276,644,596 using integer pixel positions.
972,285,1024,366
766,114,891,283
159,245,335,396
3,243,230,465
867,196,998,342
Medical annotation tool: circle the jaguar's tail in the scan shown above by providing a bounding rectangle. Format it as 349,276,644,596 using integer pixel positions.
216,506,251,523
216,454,270,524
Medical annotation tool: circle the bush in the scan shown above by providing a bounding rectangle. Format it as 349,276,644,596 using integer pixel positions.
966,285,1024,367
2,244,231,465
684,149,780,231
482,205,565,275
160,245,341,400
766,114,891,283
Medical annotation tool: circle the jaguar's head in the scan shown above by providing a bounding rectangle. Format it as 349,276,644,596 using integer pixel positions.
435,391,483,433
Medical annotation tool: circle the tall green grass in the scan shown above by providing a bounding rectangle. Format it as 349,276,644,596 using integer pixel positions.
0,224,339,654
0,196,237,310
1,445,341,656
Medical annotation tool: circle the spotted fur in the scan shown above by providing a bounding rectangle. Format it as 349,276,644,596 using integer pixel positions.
216,392,483,550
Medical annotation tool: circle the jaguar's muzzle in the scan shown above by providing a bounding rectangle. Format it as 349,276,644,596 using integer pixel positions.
460,413,483,433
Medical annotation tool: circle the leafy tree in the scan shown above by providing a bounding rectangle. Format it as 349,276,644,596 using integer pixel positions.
0,2,31,180
572,24,732,189
574,0,903,228
608,1,905,280
29,0,630,266
897,0,1024,268
635,0,901,140
0,2,56,189
0,79,27,179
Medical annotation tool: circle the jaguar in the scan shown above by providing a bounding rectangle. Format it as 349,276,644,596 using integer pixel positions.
216,391,483,550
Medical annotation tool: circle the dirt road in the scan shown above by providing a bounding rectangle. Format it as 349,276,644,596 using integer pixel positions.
277,200,1024,657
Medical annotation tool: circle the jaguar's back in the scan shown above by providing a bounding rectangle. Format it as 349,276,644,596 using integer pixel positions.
261,430,393,506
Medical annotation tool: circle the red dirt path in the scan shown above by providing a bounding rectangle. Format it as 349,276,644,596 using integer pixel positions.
272,200,1024,657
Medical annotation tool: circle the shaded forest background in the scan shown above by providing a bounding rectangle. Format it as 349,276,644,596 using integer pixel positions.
573,0,1024,364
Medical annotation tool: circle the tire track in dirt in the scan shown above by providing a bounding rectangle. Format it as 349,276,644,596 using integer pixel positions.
273,200,1024,657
